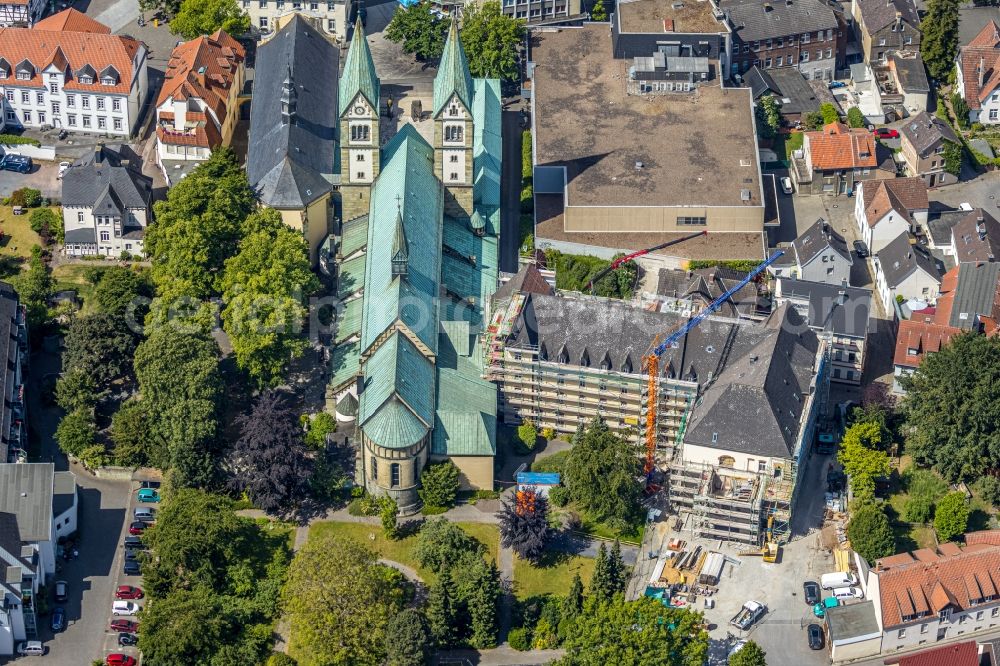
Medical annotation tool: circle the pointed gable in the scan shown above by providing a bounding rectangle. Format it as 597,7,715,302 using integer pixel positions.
433,19,474,116
339,18,380,117
970,20,1000,49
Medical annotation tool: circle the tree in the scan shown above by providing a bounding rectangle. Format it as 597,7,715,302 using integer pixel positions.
381,497,400,539
518,419,538,450
418,461,460,508
414,517,480,573
138,585,229,666
838,421,891,501
901,468,948,523
94,266,149,315
755,95,781,139
64,313,137,390
975,475,1000,508
847,502,896,563
729,641,768,666
921,0,960,81
303,411,336,449
29,208,62,244
557,597,708,666
847,107,866,128
170,0,250,40
606,540,628,594
902,334,1000,483
110,399,151,467
228,391,313,517
563,418,642,531
589,543,612,599
803,111,825,130
426,566,458,647
934,492,970,542
590,0,607,20
139,0,182,19
468,559,502,648
54,369,98,413
385,2,450,61
460,1,524,82
55,410,97,457
386,609,431,666
820,102,840,125
13,253,51,328
497,488,551,561
951,92,971,129
942,140,963,176
562,573,585,622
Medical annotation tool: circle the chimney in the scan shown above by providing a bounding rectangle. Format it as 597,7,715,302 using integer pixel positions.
280,64,297,125
93,142,104,165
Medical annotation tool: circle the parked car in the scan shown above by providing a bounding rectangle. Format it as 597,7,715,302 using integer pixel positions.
16,641,44,656
852,240,870,257
803,581,820,605
139,480,161,490
112,600,140,616
128,521,146,535
123,560,142,576
118,632,138,647
123,535,144,548
50,606,65,632
780,176,794,195
57,161,70,179
137,488,160,503
813,596,839,618
0,154,31,173
134,508,156,521
124,550,140,562
808,623,825,650
872,127,899,139
727,640,747,657
832,586,864,600
821,571,859,589
53,580,67,602
110,619,138,633
828,80,847,89
115,585,143,600
106,655,137,666
730,600,767,630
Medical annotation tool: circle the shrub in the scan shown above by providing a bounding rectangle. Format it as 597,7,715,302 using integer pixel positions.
819,102,839,125
267,654,297,666
304,412,336,449
0,135,40,146
541,426,556,441
29,208,62,244
687,259,761,273
532,450,570,474
518,419,538,451
548,485,570,507
520,184,533,214
545,250,635,299
11,187,41,208
419,461,460,508
975,476,1000,508
508,627,530,651
951,92,971,130
847,502,895,563
847,107,866,128
934,492,970,542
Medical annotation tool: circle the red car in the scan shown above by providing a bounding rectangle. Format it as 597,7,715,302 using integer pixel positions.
115,585,143,600
128,521,146,535
872,127,899,139
106,655,136,666
109,619,138,634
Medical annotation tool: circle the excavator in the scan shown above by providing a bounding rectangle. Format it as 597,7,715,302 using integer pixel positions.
739,514,781,563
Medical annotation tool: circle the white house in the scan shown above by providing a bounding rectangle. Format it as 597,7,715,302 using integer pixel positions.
855,178,929,254
0,464,77,657
956,20,1000,125
0,10,148,137
770,219,853,285
60,144,152,258
872,232,944,311
0,0,44,28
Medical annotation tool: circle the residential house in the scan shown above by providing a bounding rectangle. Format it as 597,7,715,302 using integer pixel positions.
898,642,981,666
851,0,921,63
866,533,1000,655
893,319,960,391
899,111,962,188
655,265,766,319
850,62,888,123
855,177,929,253
873,232,944,311
0,10,148,136
774,277,871,384
719,0,846,81
794,122,894,195
745,65,823,123
0,0,49,29
247,15,338,264
506,0,582,22
32,7,106,32
0,463,77,657
155,30,245,185
951,209,1000,262
243,1,346,41
877,52,929,117
955,21,1000,125
60,144,152,258
769,218,853,284
0,283,25,465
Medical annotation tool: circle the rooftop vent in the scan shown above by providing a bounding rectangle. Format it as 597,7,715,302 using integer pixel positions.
741,189,751,201
672,2,684,8
635,161,644,169
763,2,773,10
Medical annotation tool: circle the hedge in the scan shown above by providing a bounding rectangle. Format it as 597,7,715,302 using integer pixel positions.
688,259,761,273
543,249,636,299
521,130,533,215
0,134,40,147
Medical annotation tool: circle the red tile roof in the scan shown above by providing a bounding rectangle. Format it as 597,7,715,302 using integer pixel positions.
861,177,929,227
807,122,879,171
893,318,961,369
898,641,979,666
874,540,1000,628
958,21,1000,110
156,111,222,149
34,8,111,34
156,30,244,129
0,23,140,95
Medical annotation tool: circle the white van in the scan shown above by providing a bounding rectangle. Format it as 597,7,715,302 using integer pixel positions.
112,600,140,616
831,586,864,600
17,641,44,656
821,572,858,589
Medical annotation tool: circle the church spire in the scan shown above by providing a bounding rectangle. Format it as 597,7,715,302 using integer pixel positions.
338,16,381,117
432,17,473,116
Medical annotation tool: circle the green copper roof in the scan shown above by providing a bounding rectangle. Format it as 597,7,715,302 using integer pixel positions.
335,297,363,343
360,124,443,353
433,368,497,456
433,20,474,117
339,18,380,117
472,78,502,208
359,331,434,449
340,214,368,258
329,340,360,392
338,252,366,299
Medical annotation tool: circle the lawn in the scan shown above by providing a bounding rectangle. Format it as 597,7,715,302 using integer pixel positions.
782,131,804,161
0,205,45,260
513,551,595,600
307,521,500,585
51,263,99,314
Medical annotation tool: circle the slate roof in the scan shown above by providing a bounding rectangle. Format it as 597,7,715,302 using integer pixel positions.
0,463,54,542
721,0,838,42
900,112,961,157
745,66,821,116
876,233,944,289
789,218,852,266
247,15,339,209
683,304,820,459
893,319,960,369
948,260,1000,329
34,8,110,33
492,263,553,304
951,208,1000,263
776,277,871,339
61,145,151,211
64,228,96,244
927,209,969,247
861,177,928,226
338,18,380,117
856,0,919,32
433,20,474,117
958,21,1000,110
807,123,879,170
655,266,763,318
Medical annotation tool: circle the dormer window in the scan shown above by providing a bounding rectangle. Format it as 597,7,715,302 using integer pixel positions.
101,77,115,85
100,65,119,86
16,70,29,80
79,75,93,84
448,104,459,117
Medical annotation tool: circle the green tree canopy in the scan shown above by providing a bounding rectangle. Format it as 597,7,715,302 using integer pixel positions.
54,369,99,413
110,399,151,467
590,0,608,20
902,334,1000,483
94,266,150,316
838,421,891,501
934,492,970,542
756,95,781,139
847,107,866,128
460,1,524,82
730,641,768,666
64,312,137,390
563,418,642,531
819,102,840,125
418,461,460,508
386,609,431,666
138,585,228,666
170,0,250,40
55,409,97,458
13,253,51,328
385,2,450,61
920,0,960,80
414,517,481,573
847,502,896,564
518,419,538,450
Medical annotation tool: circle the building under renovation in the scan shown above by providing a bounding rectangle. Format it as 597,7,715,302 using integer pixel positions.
486,265,828,545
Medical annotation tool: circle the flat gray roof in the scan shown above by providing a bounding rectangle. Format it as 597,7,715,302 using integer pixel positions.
617,0,725,33
531,25,761,208
827,601,882,644
0,463,54,542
